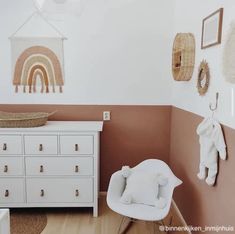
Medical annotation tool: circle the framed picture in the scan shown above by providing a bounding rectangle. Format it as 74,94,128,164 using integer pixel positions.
201,8,223,49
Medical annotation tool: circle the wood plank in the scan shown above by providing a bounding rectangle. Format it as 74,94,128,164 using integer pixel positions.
41,196,190,234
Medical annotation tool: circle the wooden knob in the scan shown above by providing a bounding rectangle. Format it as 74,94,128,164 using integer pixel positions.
40,189,44,197
39,144,43,151
40,165,44,173
4,165,8,173
5,190,9,197
75,189,79,197
3,143,7,151
75,144,79,152
75,165,79,173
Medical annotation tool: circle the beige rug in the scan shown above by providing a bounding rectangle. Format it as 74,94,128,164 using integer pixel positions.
10,209,47,234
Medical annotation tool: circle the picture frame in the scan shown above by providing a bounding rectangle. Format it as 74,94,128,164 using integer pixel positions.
201,8,223,49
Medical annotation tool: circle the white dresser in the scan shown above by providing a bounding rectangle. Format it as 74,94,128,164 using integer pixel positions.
0,121,103,217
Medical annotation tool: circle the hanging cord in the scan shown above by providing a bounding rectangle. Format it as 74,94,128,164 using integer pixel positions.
9,10,67,40
9,11,37,39
37,11,67,39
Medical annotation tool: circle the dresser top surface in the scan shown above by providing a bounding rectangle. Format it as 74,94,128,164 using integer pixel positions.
0,121,103,132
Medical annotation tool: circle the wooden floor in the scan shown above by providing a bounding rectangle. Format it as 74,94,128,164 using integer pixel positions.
41,196,186,234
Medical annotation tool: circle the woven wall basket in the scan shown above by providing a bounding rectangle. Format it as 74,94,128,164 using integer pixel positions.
172,33,196,81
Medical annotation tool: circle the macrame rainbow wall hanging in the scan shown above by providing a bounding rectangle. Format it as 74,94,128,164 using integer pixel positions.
11,37,64,93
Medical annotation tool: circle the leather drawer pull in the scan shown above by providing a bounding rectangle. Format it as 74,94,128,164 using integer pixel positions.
40,189,44,197
40,165,44,173
75,144,79,152
75,189,79,197
4,165,8,173
75,165,79,173
3,143,7,151
39,144,43,151
5,190,9,197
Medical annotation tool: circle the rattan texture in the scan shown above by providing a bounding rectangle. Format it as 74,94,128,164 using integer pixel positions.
0,111,55,128
172,33,195,81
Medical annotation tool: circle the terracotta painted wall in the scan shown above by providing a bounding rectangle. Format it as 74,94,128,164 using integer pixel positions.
0,105,171,191
170,107,235,233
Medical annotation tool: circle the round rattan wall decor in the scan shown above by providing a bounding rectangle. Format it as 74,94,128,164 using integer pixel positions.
197,60,210,96
172,33,195,81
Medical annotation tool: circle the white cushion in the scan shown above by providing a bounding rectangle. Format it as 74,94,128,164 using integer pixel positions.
120,170,159,206
107,160,182,221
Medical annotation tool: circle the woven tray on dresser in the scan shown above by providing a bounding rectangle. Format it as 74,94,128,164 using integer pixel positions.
0,111,55,128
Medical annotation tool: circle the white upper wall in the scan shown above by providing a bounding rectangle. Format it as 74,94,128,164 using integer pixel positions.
0,0,174,105
3,0,235,129
172,0,235,129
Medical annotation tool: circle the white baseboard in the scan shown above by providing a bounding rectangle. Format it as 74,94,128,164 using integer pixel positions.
99,191,107,196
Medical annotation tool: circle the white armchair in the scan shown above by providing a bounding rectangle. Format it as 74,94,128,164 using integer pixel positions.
107,159,182,233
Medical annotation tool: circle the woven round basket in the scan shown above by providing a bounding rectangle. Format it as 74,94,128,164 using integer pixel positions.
0,111,56,128
172,33,195,81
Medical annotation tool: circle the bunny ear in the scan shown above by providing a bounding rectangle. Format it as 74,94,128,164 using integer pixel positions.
121,166,131,178
157,174,168,186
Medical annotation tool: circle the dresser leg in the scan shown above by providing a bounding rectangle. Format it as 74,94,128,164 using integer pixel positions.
93,205,98,217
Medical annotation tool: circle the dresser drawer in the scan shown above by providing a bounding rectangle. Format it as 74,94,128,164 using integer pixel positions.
26,178,93,203
25,157,93,176
0,157,24,176
0,178,25,203
60,135,93,155
0,135,22,155
24,135,58,155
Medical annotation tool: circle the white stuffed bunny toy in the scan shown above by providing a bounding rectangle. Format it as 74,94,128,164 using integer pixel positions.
120,166,168,209
196,117,226,186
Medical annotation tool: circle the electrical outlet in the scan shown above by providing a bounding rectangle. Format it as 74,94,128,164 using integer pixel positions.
103,111,111,121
